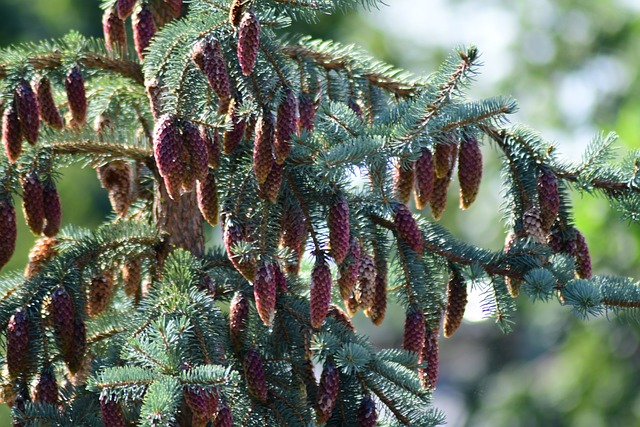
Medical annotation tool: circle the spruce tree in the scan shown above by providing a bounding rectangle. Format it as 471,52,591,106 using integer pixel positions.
0,1,638,426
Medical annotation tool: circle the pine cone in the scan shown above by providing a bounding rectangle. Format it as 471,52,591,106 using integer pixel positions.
222,99,246,155
153,115,182,177
273,261,287,292
310,255,332,329
67,317,86,374
21,171,45,235
15,80,39,145
327,304,355,331
192,39,231,104
402,309,425,354
443,270,467,338
182,120,209,183
344,292,359,317
237,11,260,76
229,291,249,351
337,236,360,300
116,0,136,19
123,258,142,298
184,386,218,426
328,196,350,265
243,348,268,403
548,226,578,257
34,367,58,405
275,89,298,164
297,92,316,133
103,7,127,51
201,125,221,169
316,361,339,424
357,395,377,427
214,403,233,427
392,160,414,204
133,5,156,60
414,148,434,210
257,160,282,203
7,308,29,378
98,161,134,217
254,259,277,326
65,66,87,127
223,218,255,281
458,134,482,209
0,199,17,270
281,201,307,275
228,0,244,26
25,237,58,278
364,261,387,325
434,139,457,179
253,112,275,185
575,230,592,279
522,206,546,244
430,163,453,220
538,169,560,231
2,103,22,163
35,76,63,130
50,286,77,370
419,318,441,390
88,270,115,317
42,181,62,237
100,397,127,427
197,170,219,226
393,203,423,254
355,253,376,310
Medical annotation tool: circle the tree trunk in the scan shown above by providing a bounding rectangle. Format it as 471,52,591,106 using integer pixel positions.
154,182,204,257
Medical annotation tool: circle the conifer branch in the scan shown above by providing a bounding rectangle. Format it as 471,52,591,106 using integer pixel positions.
50,141,153,163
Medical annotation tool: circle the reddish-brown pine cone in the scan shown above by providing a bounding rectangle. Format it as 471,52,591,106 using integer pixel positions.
414,148,434,210
133,5,156,60
311,255,333,328
25,237,58,278
182,120,209,182
355,253,376,310
316,361,340,424
344,292,359,317
237,11,260,76
98,161,134,217
538,169,560,231
229,291,249,351
3,103,23,163
434,139,458,179
327,304,355,331
7,308,30,378
201,125,220,169
165,0,182,18
575,230,592,279
392,160,414,204
244,114,257,142
214,404,233,427
65,66,87,127
34,367,58,405
223,219,255,281
146,79,163,120
522,205,546,244
228,0,244,26
253,112,275,185
153,114,183,176
393,203,424,255
103,7,127,51
67,317,86,374
243,348,268,403
280,201,307,275
503,232,522,297
192,40,231,103
254,259,277,326
297,92,316,133
328,196,350,265
123,258,142,298
258,160,283,203
337,236,360,300
15,79,40,145
419,318,441,390
444,271,467,338
100,397,127,427
273,260,288,292
0,199,17,270
222,99,246,155
21,171,45,235
402,309,425,354
116,0,136,19
458,134,482,210
50,286,76,363
88,271,115,317
184,386,219,426
430,164,453,221
42,181,62,237
364,261,387,326
35,76,63,130
275,89,298,164
197,170,219,226
547,227,578,257
357,395,377,427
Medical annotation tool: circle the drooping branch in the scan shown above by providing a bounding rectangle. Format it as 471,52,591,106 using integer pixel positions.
50,141,153,163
